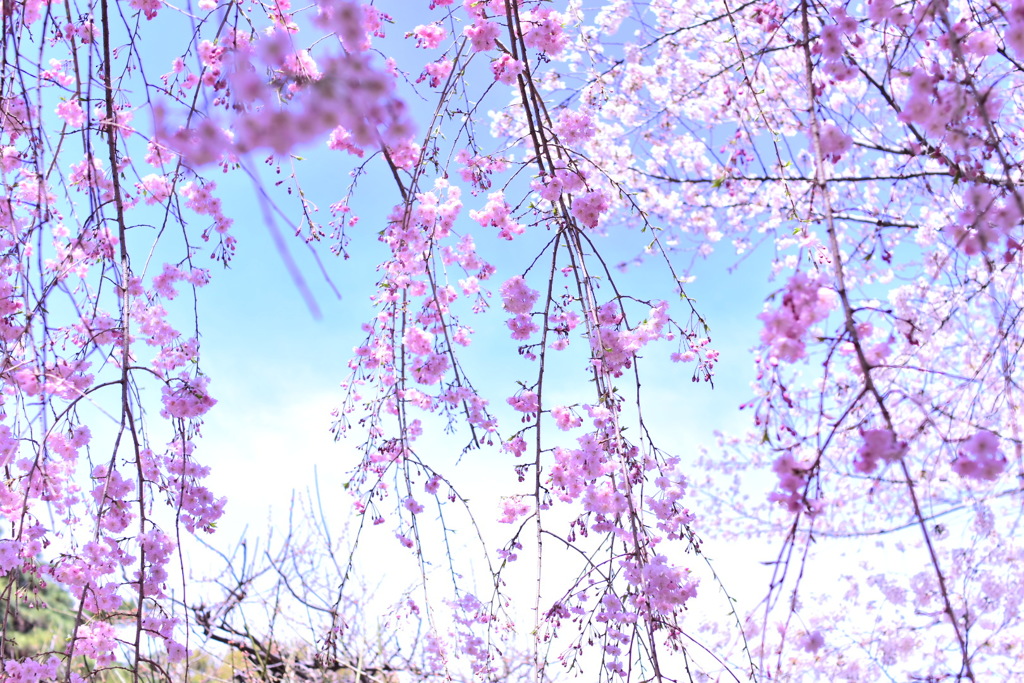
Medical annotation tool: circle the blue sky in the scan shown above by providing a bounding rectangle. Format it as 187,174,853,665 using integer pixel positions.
190,153,774,543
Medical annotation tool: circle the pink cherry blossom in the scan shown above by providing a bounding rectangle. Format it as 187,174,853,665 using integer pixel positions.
56,99,85,127
499,275,539,315
464,20,500,52
570,189,609,229
411,22,447,49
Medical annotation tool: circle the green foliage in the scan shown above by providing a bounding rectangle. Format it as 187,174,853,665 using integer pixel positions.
0,567,77,660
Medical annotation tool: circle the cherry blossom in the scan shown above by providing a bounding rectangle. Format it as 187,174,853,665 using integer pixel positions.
7,0,1024,681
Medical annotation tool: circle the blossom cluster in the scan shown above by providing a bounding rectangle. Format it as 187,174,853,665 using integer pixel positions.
768,451,821,514
758,271,837,364
814,7,859,82
854,428,908,474
543,402,700,672
341,178,501,532
952,430,1006,481
469,191,523,239
588,300,672,377
160,1,413,165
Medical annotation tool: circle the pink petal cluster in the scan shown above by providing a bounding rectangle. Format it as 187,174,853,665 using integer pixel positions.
160,375,216,419
499,275,539,315
55,99,85,127
498,496,530,523
758,271,836,364
768,452,816,513
814,7,859,81
1,656,62,683
419,58,453,88
945,184,1022,255
953,430,1006,481
818,123,853,163
854,428,908,474
532,165,586,203
129,0,161,20
138,173,173,204
552,405,582,431
570,189,610,229
554,109,597,146
550,434,616,502
411,22,447,49
589,300,671,377
491,54,524,85
522,7,568,56
629,555,697,612
456,150,508,189
469,191,523,239
161,9,412,164
507,389,539,414
464,21,500,52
